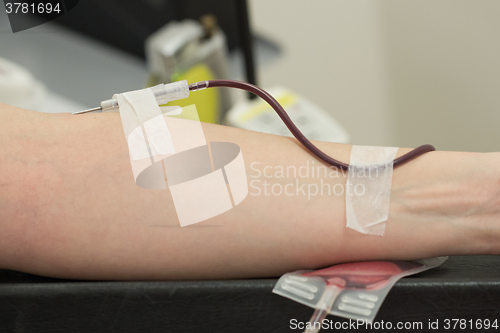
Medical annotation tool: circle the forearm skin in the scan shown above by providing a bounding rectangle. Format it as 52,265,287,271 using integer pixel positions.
0,104,498,280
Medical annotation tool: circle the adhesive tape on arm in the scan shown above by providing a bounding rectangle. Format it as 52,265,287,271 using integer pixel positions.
345,145,399,236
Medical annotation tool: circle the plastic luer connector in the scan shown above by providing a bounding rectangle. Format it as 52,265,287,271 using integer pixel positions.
100,98,119,112
151,80,190,104
100,80,190,112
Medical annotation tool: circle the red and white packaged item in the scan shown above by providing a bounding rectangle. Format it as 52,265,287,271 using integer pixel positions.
273,257,447,332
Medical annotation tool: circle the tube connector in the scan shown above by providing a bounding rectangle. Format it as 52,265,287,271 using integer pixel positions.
100,98,119,112
189,81,209,91
151,80,190,105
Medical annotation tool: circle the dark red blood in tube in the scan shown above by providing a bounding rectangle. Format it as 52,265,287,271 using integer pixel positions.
193,80,435,171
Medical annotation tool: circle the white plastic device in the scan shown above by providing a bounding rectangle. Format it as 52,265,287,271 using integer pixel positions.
100,80,190,112
0,57,86,113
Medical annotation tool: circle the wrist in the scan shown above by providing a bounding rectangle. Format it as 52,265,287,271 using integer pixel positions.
391,150,500,256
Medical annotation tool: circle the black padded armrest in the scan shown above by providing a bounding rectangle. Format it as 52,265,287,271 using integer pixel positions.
1,256,499,333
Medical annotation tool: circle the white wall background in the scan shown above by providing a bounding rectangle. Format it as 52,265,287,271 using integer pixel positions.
249,0,500,152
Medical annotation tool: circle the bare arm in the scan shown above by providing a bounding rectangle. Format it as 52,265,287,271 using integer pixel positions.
1,103,498,280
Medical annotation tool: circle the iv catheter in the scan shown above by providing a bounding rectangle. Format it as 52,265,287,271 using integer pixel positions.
72,79,435,170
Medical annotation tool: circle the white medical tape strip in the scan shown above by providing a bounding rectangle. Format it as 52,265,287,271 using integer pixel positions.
345,145,399,236
114,89,175,164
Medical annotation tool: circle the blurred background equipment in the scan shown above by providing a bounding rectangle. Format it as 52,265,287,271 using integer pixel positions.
145,17,233,123
2,0,499,151
0,57,85,113
4,0,350,143
48,0,259,93
50,0,242,59
249,0,500,152
0,0,262,114
226,87,349,143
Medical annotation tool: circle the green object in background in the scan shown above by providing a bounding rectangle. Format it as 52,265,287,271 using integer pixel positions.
168,63,219,124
